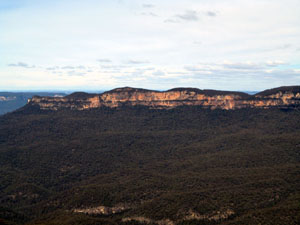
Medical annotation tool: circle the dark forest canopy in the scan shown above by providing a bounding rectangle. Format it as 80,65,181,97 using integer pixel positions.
0,105,299,224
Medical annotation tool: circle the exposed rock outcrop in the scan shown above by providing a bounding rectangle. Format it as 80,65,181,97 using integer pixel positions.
121,208,234,224
27,86,300,110
184,208,235,221
122,217,175,225
73,204,128,215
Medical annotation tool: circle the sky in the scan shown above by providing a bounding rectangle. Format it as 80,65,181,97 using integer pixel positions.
0,0,299,92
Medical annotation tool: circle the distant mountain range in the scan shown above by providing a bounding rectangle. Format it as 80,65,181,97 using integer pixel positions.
26,86,300,111
0,92,66,115
2,87,298,115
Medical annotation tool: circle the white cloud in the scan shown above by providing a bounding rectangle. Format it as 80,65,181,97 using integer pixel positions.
265,60,286,67
175,10,199,21
8,62,35,68
61,66,75,69
142,4,155,8
152,70,165,76
97,59,112,63
140,12,158,17
126,60,150,64
205,11,217,17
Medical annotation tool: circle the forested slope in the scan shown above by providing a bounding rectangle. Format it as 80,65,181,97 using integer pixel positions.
0,106,299,224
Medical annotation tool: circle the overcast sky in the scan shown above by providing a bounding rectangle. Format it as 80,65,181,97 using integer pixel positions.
0,0,299,91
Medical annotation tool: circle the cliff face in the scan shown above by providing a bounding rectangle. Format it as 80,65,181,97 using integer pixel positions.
27,86,300,110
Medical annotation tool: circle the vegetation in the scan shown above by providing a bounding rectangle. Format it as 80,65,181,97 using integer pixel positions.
0,105,299,224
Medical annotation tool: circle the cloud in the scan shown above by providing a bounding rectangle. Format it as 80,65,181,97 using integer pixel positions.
164,18,179,23
205,11,217,17
183,61,288,75
168,71,189,75
165,10,200,23
152,70,165,76
101,65,127,69
184,66,204,72
142,4,155,8
46,66,60,70
61,66,75,69
265,60,286,67
143,67,155,71
46,67,56,70
175,10,199,21
8,62,35,68
97,59,112,63
141,12,158,17
276,44,292,50
193,41,202,45
222,62,264,70
126,60,149,64
129,70,146,77
67,71,86,76
46,65,86,72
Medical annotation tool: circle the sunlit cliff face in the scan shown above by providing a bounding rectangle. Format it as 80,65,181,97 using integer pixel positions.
28,87,300,110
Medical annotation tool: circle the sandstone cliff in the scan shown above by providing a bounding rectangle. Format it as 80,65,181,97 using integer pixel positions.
27,86,300,110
